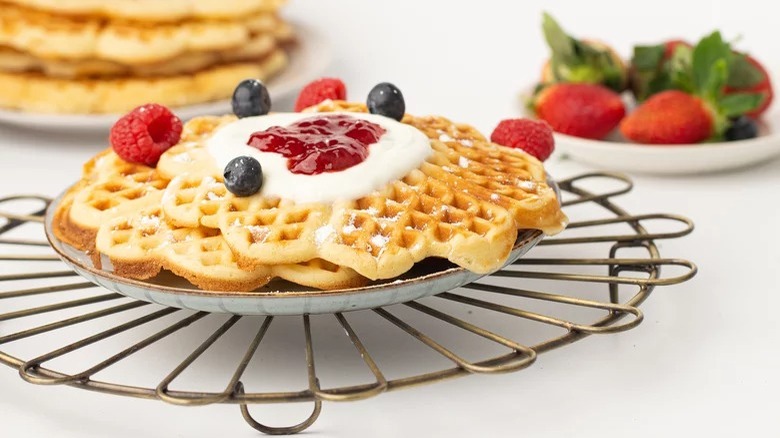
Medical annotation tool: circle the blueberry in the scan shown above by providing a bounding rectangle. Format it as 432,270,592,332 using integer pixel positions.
725,116,758,141
224,156,263,197
232,79,271,118
366,82,405,121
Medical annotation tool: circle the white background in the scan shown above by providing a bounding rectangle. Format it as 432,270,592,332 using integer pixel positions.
0,0,778,437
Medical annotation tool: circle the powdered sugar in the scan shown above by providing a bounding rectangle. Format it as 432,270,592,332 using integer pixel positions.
490,193,500,201
315,225,335,246
458,156,470,168
439,130,474,147
370,234,389,248
343,212,358,234
246,225,270,243
517,180,538,191
138,215,161,230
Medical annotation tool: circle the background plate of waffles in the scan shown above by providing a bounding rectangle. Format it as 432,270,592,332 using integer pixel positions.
0,16,331,131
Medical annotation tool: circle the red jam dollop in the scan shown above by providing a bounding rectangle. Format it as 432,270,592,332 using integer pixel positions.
246,114,386,175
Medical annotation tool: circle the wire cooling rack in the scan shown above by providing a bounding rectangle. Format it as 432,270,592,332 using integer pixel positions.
0,172,696,435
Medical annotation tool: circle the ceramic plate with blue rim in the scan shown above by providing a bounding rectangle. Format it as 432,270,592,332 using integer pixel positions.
44,181,557,316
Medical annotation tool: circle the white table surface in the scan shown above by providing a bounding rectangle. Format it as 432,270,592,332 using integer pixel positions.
1,0,778,436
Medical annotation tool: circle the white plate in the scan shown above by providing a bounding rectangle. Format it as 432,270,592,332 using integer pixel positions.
553,121,780,175
0,24,331,132
44,186,555,316
523,89,780,174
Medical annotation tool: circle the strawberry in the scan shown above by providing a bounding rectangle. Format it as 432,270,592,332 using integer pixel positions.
531,83,626,140
663,40,690,59
724,54,773,118
622,32,764,144
490,118,555,161
630,32,771,120
540,13,628,92
620,90,713,144
629,39,691,101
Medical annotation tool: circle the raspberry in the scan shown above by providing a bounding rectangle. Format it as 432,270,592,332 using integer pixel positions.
490,119,555,161
110,104,183,166
294,78,347,112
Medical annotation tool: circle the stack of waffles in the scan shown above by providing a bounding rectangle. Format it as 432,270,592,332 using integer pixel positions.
53,101,568,292
0,0,292,113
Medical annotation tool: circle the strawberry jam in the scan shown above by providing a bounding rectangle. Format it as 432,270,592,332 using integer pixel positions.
247,114,386,175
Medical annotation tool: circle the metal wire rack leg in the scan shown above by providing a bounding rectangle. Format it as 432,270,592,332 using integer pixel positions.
0,173,697,435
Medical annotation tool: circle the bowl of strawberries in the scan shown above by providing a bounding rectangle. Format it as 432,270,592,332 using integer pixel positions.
524,13,779,174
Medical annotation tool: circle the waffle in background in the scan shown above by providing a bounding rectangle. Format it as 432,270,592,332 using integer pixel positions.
0,0,293,114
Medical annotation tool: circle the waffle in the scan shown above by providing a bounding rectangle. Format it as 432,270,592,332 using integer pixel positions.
95,205,364,291
0,33,280,78
0,50,288,113
154,102,567,280
53,152,167,251
0,3,292,64
55,148,366,291
56,101,566,290
0,0,287,23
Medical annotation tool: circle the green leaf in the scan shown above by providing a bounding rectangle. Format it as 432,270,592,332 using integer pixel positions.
645,73,673,99
589,48,625,91
728,53,765,88
566,65,604,83
691,31,732,95
542,12,576,64
704,58,729,100
632,44,665,70
668,45,694,93
601,66,625,92
720,92,764,117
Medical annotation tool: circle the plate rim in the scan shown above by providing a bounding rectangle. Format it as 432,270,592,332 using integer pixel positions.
44,188,544,300
553,130,780,150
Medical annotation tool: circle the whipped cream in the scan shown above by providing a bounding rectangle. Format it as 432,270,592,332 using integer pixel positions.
206,112,432,203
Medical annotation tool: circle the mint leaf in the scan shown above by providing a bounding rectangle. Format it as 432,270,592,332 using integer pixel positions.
728,53,765,88
720,92,764,116
542,13,576,64
692,31,732,95
632,44,665,70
